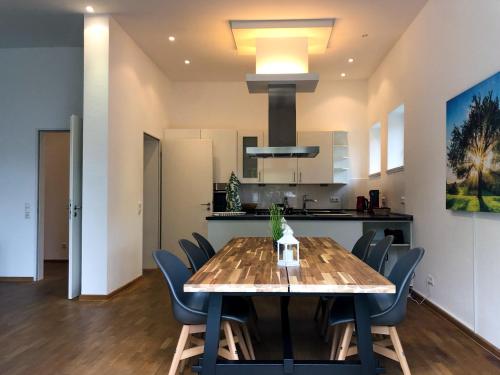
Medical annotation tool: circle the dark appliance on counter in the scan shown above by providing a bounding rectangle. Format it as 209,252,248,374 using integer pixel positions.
213,183,227,212
369,190,380,210
356,196,369,212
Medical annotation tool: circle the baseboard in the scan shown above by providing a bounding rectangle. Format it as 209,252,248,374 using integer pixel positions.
0,277,33,282
79,275,143,302
411,291,500,359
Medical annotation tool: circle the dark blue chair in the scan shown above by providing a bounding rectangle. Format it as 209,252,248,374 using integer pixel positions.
328,247,425,375
192,232,217,259
314,230,377,333
179,239,209,272
153,250,255,374
351,230,377,261
365,235,394,273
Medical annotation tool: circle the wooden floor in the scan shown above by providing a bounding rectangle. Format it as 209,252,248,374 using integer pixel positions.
0,262,499,375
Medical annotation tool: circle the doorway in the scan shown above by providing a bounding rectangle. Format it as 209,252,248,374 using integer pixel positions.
143,133,161,269
37,131,70,285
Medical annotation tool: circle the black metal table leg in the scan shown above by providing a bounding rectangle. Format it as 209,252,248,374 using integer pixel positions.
353,294,376,375
202,293,223,375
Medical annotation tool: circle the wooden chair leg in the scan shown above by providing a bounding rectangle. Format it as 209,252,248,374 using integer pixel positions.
329,325,341,360
178,334,191,373
169,325,190,375
222,321,239,360
337,323,354,361
232,323,250,360
389,327,411,375
242,324,256,360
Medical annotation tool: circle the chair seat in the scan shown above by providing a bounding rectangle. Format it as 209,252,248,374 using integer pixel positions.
328,294,395,326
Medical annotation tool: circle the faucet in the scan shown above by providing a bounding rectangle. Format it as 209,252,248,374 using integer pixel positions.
302,194,318,212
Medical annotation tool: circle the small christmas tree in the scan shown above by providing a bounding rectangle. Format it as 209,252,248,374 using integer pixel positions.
226,172,242,212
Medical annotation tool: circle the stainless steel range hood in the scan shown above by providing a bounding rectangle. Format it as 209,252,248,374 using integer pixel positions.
246,74,319,158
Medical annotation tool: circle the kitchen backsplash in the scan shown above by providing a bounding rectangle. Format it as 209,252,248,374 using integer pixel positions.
239,184,346,209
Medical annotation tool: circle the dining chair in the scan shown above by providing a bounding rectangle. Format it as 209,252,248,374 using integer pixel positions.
328,247,425,375
351,229,376,261
365,235,394,273
314,230,377,334
154,250,255,375
182,237,261,340
179,239,209,272
192,232,216,259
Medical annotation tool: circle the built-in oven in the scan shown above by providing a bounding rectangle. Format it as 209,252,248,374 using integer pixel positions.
212,183,227,212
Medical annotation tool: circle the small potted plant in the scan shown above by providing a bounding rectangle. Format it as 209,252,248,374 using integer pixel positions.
269,204,284,250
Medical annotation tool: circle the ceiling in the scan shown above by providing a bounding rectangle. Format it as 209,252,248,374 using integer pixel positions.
0,0,427,81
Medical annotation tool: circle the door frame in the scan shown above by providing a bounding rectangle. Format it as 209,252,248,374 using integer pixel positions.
36,129,70,281
143,132,162,268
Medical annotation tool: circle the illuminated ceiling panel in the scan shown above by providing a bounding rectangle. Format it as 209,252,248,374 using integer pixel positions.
230,19,335,55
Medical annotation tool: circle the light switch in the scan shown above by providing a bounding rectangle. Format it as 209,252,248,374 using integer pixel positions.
24,202,31,219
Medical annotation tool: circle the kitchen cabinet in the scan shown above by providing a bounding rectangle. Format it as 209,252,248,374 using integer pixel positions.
333,131,349,184
297,131,333,183
237,130,264,183
164,129,201,140
262,132,298,183
201,129,237,184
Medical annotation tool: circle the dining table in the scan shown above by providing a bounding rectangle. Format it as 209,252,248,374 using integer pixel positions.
184,236,395,375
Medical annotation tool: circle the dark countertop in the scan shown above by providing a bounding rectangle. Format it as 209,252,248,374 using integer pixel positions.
207,209,413,221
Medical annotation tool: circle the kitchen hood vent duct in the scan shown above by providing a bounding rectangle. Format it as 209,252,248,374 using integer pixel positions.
246,83,319,158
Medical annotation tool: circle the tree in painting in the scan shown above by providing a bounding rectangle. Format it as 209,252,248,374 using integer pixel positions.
446,73,500,212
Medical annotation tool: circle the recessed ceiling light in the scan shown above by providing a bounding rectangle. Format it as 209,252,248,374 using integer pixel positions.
85,5,95,13
168,36,176,42
362,33,368,38
184,59,191,65
348,58,354,63
340,73,347,78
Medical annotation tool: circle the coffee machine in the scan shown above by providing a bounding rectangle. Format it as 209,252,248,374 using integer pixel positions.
369,190,380,210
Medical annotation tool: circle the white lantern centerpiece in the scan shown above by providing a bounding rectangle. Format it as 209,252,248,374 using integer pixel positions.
277,224,300,267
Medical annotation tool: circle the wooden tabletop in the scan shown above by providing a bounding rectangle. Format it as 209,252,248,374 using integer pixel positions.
184,237,395,294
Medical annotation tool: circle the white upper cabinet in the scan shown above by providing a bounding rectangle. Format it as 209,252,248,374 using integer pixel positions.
164,129,201,140
237,130,264,183
262,132,298,183
201,129,237,184
297,131,333,184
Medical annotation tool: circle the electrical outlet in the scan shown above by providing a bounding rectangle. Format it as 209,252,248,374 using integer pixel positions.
330,195,340,203
426,274,435,287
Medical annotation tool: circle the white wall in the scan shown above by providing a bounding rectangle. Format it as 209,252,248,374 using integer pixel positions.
367,0,500,348
0,47,82,278
168,80,370,207
82,15,170,294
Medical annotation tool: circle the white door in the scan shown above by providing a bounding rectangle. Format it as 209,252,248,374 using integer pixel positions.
163,139,213,263
297,131,333,184
68,115,83,299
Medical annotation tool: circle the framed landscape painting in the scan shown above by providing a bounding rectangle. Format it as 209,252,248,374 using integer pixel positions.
446,72,500,212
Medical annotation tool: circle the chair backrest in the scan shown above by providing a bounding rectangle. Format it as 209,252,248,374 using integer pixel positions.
365,235,394,273
153,250,207,324
351,230,376,261
179,239,209,272
192,232,216,259
372,247,425,326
